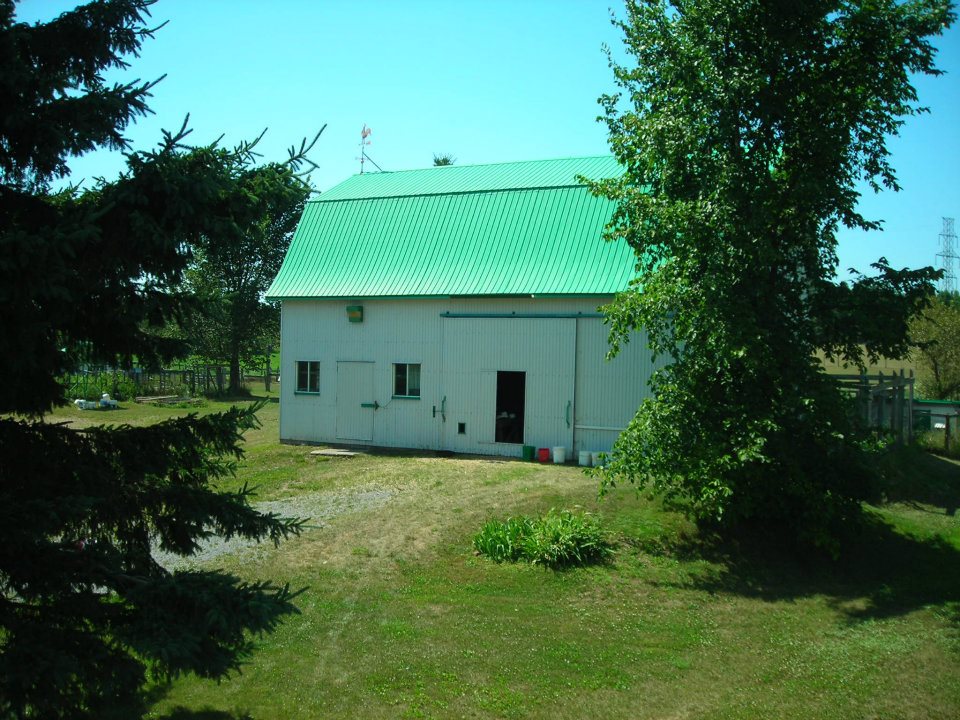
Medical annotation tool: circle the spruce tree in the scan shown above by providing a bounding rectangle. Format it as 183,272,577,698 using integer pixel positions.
0,2,308,715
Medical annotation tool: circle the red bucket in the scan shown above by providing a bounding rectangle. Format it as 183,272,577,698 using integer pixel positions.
537,448,550,463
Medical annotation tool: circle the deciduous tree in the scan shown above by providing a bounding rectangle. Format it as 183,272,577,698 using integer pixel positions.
911,292,960,400
178,135,316,395
591,0,952,551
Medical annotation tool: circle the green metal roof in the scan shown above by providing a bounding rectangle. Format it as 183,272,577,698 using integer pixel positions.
266,156,633,300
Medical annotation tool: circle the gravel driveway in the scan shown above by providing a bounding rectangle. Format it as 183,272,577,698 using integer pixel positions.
154,486,396,570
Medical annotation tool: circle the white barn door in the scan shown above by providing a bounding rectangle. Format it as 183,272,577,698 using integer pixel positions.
336,361,375,442
440,318,575,456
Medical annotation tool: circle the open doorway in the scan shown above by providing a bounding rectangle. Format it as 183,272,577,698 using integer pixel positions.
495,371,525,443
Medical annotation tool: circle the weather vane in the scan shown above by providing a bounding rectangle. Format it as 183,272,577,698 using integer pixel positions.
358,124,382,174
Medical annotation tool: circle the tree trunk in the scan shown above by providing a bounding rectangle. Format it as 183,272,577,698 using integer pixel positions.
229,347,242,395
264,345,272,393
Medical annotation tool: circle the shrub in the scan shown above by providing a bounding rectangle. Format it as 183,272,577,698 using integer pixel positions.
473,516,532,563
915,429,960,460
522,509,612,567
474,509,612,569
153,399,207,409
101,374,140,402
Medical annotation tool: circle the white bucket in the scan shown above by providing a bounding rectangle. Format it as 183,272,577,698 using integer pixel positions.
578,450,592,467
592,451,603,467
553,446,566,464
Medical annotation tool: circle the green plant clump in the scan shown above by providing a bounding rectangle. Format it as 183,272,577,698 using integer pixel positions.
474,516,533,563
474,509,612,568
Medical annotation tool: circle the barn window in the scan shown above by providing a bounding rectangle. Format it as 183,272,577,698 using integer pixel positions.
295,361,320,393
393,363,421,398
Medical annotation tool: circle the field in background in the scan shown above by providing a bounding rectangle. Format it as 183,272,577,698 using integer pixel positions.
45,397,960,719
817,350,917,378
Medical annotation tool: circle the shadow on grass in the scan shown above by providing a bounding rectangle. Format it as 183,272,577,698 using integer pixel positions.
640,448,960,624
141,682,253,720
880,446,960,517
150,707,253,720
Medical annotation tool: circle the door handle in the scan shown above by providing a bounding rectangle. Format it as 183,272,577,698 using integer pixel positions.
566,400,571,428
441,395,446,422
361,401,379,410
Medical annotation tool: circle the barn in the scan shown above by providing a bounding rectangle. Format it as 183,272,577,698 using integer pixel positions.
265,156,661,458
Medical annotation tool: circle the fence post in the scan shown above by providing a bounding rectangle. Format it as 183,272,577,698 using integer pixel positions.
876,372,885,430
264,345,272,393
895,370,904,445
908,370,915,442
946,415,951,454
862,371,871,427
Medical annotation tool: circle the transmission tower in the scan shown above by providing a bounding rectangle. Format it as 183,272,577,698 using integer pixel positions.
936,217,958,294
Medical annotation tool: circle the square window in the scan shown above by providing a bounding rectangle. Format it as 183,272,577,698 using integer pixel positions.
295,360,320,393
393,363,421,398
458,422,466,435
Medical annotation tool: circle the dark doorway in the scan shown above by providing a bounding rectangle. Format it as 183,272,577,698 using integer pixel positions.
495,371,525,443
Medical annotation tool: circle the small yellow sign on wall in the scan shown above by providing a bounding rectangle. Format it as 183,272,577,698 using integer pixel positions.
346,305,363,323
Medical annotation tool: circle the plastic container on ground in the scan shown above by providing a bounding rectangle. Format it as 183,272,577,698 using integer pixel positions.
553,446,566,464
522,445,535,461
578,450,591,466
537,448,551,463
592,451,603,467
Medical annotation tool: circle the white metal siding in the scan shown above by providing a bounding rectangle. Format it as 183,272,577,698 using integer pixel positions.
439,317,575,456
278,297,656,455
573,319,661,455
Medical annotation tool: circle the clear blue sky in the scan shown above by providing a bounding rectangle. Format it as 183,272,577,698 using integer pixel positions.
16,0,960,281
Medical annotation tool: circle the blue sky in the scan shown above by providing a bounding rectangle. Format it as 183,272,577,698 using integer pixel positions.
16,0,960,281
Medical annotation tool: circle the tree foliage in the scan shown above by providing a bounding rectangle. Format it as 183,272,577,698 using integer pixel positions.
177,134,317,394
0,2,311,715
911,292,960,400
432,153,456,166
591,0,952,551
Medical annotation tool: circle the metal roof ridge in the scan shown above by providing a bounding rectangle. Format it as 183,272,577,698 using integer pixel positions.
309,182,601,204
344,154,614,177
305,156,620,203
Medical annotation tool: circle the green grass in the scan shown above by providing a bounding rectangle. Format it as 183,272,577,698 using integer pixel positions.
43,398,960,719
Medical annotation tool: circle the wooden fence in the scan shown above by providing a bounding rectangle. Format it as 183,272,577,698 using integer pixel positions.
834,370,915,444
63,363,276,401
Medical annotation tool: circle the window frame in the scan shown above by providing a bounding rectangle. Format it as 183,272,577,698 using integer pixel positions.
295,360,320,394
392,362,421,399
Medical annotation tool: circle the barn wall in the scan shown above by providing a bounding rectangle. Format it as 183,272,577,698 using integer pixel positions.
438,316,576,456
573,319,664,456
278,297,657,456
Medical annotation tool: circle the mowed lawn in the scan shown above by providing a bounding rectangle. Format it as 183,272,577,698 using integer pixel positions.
50,396,960,719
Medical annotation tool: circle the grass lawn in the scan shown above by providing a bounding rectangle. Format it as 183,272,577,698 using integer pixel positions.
48,396,960,719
